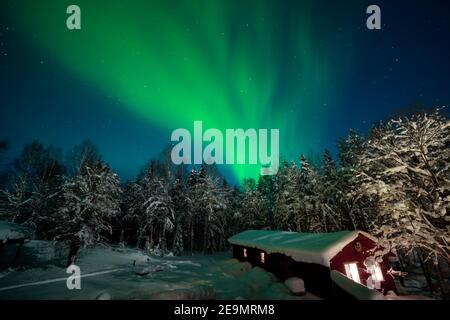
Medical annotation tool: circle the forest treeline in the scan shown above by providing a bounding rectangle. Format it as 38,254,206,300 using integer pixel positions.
0,111,448,272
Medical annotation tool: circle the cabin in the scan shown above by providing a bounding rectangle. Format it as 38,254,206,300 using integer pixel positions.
228,230,397,300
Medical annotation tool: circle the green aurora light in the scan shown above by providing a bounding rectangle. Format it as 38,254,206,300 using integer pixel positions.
10,0,343,181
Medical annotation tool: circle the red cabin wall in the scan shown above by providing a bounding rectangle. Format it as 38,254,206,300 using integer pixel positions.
330,233,397,293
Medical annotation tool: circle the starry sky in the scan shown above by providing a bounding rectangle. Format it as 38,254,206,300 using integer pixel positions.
1,0,449,183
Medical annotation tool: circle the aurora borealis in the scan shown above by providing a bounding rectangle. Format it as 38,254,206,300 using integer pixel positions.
1,0,450,182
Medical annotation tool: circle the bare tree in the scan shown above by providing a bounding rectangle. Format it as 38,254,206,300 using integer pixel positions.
66,139,102,176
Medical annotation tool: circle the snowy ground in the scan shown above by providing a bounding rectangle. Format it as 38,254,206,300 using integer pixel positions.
0,241,320,300
394,266,446,300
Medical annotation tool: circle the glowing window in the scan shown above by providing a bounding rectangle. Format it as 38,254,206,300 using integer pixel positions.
368,263,384,282
243,248,247,258
260,252,265,264
344,263,361,284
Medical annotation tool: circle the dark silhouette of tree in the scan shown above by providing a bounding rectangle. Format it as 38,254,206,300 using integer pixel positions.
66,139,102,176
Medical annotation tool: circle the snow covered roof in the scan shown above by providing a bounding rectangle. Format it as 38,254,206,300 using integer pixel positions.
228,230,376,267
0,220,32,242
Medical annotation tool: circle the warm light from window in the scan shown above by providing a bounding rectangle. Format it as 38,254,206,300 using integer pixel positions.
260,252,265,264
369,263,384,282
243,248,247,258
344,263,361,284
366,263,384,289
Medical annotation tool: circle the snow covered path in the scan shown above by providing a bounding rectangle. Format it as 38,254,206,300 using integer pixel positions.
0,268,124,292
0,245,320,300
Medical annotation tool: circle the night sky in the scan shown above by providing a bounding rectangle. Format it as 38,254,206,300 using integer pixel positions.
1,0,449,183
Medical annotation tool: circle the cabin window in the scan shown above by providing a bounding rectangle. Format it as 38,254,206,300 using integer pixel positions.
368,263,384,282
344,263,361,284
366,263,384,289
260,252,265,264
243,248,247,258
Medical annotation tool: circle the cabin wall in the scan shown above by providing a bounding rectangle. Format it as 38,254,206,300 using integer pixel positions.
332,282,359,300
291,260,335,299
329,234,397,294
232,244,335,299
233,244,266,268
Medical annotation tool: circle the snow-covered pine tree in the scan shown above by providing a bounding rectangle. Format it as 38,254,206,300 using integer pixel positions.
186,167,199,255
338,130,374,230
274,161,302,231
172,224,184,256
338,129,365,169
298,155,325,232
257,174,276,227
170,168,187,255
196,166,228,254
221,178,241,239
354,111,450,264
121,182,145,247
55,162,121,266
238,178,269,230
319,150,343,231
140,172,175,254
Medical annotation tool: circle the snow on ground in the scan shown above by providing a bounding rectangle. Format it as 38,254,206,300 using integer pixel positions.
394,266,443,299
0,240,320,300
0,221,32,241
331,270,385,300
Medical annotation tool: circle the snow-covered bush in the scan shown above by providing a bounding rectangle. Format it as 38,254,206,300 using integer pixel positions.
284,277,306,295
